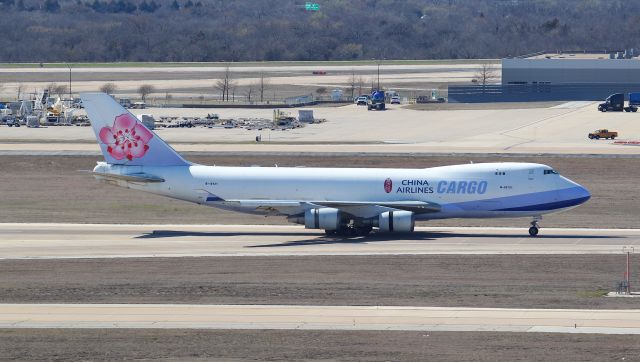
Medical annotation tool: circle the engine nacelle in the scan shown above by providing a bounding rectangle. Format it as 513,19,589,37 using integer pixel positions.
304,208,341,231
378,211,415,233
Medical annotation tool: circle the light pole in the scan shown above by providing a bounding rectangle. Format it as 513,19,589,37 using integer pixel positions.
377,61,380,89
371,58,384,90
623,246,635,295
66,63,73,100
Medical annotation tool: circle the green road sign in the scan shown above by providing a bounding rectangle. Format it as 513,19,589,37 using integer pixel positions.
305,2,320,11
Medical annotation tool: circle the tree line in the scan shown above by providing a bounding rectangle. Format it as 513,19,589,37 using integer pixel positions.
0,0,638,62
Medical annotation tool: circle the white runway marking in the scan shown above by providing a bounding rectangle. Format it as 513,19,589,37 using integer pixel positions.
2,304,639,334
0,223,638,259
550,101,594,109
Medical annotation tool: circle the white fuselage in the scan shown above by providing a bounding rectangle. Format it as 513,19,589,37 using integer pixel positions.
94,161,590,221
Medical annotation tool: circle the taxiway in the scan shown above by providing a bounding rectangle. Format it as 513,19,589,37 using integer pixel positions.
0,223,638,259
2,304,639,334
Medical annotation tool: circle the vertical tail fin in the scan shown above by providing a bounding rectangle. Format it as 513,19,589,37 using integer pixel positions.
81,92,189,166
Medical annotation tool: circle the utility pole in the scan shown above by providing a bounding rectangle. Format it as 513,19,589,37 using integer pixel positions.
623,246,635,295
371,58,384,90
66,63,73,100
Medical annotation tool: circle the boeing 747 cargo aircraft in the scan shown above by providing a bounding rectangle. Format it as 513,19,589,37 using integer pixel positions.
82,93,590,237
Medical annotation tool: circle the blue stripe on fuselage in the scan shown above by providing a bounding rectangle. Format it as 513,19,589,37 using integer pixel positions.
494,196,590,211
446,186,589,212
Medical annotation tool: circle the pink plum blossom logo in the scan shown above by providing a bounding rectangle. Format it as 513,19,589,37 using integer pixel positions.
384,178,393,193
99,113,153,161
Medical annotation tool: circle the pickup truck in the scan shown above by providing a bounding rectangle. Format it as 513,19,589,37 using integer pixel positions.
588,129,618,140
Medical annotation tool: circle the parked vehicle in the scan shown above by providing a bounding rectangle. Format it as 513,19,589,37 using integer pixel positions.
72,98,83,108
367,90,385,111
588,129,618,140
624,92,640,112
390,95,401,104
598,93,624,112
119,98,132,108
416,95,446,104
5,118,18,127
355,95,369,106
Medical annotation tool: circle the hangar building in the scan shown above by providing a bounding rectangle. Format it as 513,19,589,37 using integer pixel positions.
448,51,640,102
502,53,640,85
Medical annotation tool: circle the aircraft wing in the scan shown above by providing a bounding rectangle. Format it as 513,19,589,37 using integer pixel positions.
221,199,440,217
314,200,440,214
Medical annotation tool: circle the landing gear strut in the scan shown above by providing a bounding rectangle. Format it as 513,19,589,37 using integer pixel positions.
325,225,372,237
528,219,540,237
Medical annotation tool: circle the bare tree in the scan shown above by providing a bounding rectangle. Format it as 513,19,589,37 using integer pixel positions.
214,66,235,101
244,83,256,102
16,83,23,100
316,87,327,97
100,82,117,95
347,70,357,99
473,63,498,86
138,84,155,102
48,83,68,98
258,71,270,102
356,75,365,95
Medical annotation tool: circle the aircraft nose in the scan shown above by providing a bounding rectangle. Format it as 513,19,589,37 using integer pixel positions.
560,176,590,206
576,185,591,204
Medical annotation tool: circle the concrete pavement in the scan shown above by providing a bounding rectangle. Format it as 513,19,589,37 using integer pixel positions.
0,223,638,259
2,304,639,334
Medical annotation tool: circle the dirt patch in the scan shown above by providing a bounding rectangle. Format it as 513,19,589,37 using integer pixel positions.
0,154,637,228
1,329,638,361
1,255,635,309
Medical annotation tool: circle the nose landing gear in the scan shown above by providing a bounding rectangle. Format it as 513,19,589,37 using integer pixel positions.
528,218,541,237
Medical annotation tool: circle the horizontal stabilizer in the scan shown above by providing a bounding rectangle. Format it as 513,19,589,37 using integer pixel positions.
92,172,165,183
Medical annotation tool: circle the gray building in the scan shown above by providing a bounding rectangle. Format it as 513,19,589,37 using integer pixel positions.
502,57,640,85
449,52,640,103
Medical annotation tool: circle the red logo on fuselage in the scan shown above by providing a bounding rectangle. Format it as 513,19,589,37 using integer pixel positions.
384,178,393,193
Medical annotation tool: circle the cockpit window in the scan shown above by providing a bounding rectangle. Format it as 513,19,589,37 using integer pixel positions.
544,169,558,175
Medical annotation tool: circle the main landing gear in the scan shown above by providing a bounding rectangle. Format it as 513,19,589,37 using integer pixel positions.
528,218,541,237
325,225,372,237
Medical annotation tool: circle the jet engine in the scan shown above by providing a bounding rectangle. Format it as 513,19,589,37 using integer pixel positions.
304,208,341,230
378,211,415,233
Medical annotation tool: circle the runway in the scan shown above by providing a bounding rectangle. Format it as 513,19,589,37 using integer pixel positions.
2,304,639,334
1,223,639,259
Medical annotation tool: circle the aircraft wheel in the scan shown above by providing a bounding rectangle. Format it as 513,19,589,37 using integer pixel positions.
356,226,372,236
528,226,539,237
